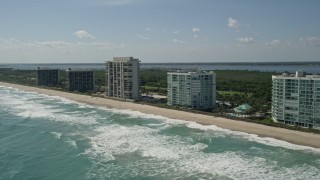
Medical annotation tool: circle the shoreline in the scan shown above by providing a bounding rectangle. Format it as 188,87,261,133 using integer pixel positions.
1,81,320,148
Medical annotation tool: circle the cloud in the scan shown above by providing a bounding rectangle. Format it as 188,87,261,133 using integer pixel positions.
0,39,71,50
265,39,283,47
146,27,151,31
192,27,201,33
193,34,199,39
74,30,95,39
299,37,320,47
173,38,186,44
0,38,23,50
136,34,150,40
228,17,240,29
0,37,126,63
80,42,125,50
172,30,180,34
33,41,73,48
2,38,19,43
236,37,255,44
0,38,19,45
0,38,122,52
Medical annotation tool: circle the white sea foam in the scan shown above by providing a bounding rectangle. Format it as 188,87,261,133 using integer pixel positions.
102,108,193,126
64,138,78,148
186,122,320,153
84,123,320,180
1,86,320,153
98,107,320,153
83,110,97,115
0,85,84,107
105,108,173,120
51,130,78,148
2,86,320,179
0,87,99,125
51,132,62,139
1,87,320,152
85,124,208,165
33,97,320,153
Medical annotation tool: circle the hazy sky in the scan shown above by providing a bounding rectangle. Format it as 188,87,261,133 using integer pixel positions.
0,0,320,63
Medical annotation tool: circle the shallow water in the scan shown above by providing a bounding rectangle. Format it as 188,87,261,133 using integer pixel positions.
0,86,320,180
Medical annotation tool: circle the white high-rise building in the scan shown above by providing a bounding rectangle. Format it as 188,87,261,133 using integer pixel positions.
272,71,320,129
105,57,140,100
167,71,216,110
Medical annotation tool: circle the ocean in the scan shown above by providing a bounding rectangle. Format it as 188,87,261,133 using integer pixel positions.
1,62,320,74
1,86,320,180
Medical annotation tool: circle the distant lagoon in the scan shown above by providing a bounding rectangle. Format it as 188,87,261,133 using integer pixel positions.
1,62,320,74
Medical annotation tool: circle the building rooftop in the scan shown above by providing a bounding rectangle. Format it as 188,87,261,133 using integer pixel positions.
110,57,139,62
273,71,320,79
37,67,59,70
168,70,215,75
234,103,252,113
66,68,94,72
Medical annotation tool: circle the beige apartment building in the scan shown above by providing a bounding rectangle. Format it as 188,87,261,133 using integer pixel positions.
105,57,140,101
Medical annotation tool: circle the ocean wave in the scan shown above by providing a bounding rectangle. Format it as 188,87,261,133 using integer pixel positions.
64,138,78,148
0,87,99,125
50,132,62,140
96,107,320,153
84,123,320,180
186,122,320,153
50,131,79,148
1,85,319,153
1,85,320,179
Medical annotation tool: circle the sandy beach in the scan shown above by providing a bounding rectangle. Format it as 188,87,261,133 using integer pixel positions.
1,81,320,148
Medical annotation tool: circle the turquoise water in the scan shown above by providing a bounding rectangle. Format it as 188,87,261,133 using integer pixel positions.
0,86,320,180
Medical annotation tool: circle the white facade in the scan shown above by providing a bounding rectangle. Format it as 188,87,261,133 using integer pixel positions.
167,71,216,110
105,57,140,100
272,71,320,129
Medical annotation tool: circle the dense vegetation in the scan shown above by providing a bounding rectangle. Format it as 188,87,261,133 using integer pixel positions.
139,69,275,113
0,69,36,86
215,70,274,112
95,70,105,88
138,69,166,95
0,68,276,113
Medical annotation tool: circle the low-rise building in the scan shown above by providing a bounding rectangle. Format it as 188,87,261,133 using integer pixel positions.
66,69,95,92
167,71,216,110
233,103,252,114
272,71,320,129
36,67,59,87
